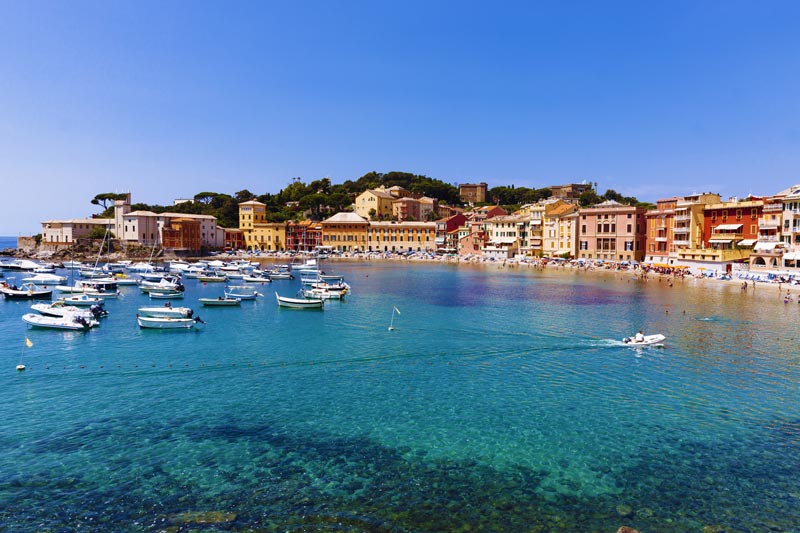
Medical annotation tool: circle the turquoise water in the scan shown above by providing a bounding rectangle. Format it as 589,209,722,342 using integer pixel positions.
2,262,799,532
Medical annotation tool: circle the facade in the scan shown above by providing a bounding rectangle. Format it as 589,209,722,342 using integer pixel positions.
482,215,530,258
392,197,438,222
542,202,578,258
286,220,323,252
224,228,244,251
548,183,592,203
161,218,201,252
435,213,467,251
459,182,488,204
457,225,486,255
321,212,369,252
466,205,508,222
578,201,646,262
366,221,436,252
41,218,114,244
354,188,397,220
121,211,224,250
644,197,680,264
238,200,286,251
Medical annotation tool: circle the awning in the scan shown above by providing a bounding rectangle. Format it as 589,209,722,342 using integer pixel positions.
708,238,733,243
759,224,779,230
755,242,779,251
714,223,743,231
655,237,668,242
737,239,757,246
782,252,800,261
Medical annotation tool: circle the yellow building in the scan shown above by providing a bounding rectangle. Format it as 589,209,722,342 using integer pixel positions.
367,221,437,252
321,212,369,252
354,188,396,220
543,202,578,257
238,200,286,251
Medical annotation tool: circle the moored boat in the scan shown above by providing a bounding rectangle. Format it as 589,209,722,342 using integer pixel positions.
136,315,205,329
57,293,104,306
224,285,260,300
149,290,185,299
31,301,108,319
137,305,195,318
275,291,323,309
0,281,54,299
22,312,98,330
199,297,241,306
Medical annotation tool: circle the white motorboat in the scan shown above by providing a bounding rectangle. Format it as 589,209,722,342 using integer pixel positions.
57,293,104,306
1,281,54,299
136,315,205,329
275,292,323,309
139,276,184,293
199,297,241,306
137,305,195,318
22,312,98,330
224,285,260,300
622,334,666,346
22,273,67,285
31,301,108,319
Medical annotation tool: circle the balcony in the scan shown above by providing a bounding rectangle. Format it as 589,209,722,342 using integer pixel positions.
673,239,690,247
757,235,779,242
674,214,691,221
763,204,783,213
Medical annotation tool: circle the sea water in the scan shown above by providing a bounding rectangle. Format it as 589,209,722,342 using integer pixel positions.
0,236,18,250
1,262,799,532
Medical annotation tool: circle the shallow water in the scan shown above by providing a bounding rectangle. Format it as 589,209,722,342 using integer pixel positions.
1,262,799,532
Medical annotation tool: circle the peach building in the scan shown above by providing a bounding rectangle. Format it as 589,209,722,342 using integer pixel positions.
577,200,646,262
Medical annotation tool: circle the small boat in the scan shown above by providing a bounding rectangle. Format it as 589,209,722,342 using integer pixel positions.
275,291,323,309
199,297,241,306
197,273,228,282
137,305,195,318
57,293,104,306
22,312,98,330
149,290,185,299
139,276,185,293
0,281,54,299
137,315,205,329
224,285,260,300
22,273,67,285
622,334,666,346
267,271,294,281
31,301,108,319
243,273,271,283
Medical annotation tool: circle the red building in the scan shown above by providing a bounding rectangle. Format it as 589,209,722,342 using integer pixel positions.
286,220,322,252
702,198,763,249
161,218,201,252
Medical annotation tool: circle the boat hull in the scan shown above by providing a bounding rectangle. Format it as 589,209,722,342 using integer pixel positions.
137,316,201,329
275,292,323,309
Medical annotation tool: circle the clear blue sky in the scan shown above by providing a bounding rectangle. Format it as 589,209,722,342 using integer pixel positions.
1,1,799,235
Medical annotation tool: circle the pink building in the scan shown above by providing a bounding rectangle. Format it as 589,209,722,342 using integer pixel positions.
578,200,646,262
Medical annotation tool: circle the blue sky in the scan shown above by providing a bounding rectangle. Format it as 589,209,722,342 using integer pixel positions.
1,1,799,234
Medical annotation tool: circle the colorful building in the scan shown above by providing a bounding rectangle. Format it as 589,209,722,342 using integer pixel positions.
435,213,467,251
238,200,286,251
542,202,578,258
578,200,646,262
459,182,488,204
286,220,322,252
367,221,436,252
354,188,398,220
321,212,369,252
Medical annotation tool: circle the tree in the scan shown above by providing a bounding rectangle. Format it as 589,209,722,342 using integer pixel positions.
578,190,602,207
234,189,255,203
91,193,127,210
194,192,217,205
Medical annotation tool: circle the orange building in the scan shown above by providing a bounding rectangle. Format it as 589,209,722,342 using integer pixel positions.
161,217,201,252
578,200,646,262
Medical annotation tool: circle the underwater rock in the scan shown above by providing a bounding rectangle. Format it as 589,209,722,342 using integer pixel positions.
616,527,640,533
616,504,635,518
169,510,237,525
702,526,727,533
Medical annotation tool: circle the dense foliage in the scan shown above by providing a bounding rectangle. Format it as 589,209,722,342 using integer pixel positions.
91,172,643,227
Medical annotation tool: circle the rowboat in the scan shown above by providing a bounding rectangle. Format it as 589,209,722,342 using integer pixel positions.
22,312,98,330
137,305,195,318
199,297,241,306
136,315,205,329
275,292,323,309
149,290,185,299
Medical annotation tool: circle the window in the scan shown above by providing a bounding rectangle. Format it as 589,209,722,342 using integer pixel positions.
627,224,632,233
